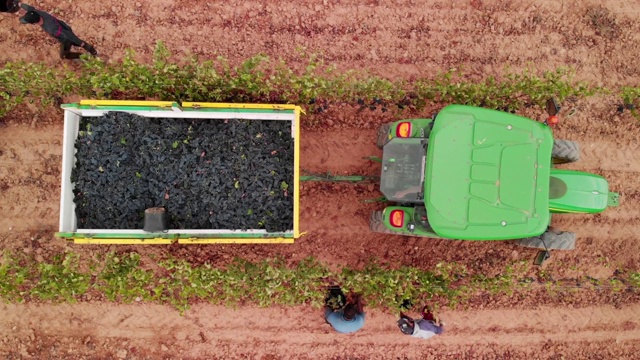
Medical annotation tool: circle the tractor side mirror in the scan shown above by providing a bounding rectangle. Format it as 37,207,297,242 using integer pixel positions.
544,98,561,127
546,98,561,116
534,250,550,266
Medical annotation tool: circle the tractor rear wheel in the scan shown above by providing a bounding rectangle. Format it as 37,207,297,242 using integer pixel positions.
376,123,392,149
369,211,397,234
515,230,576,250
552,139,580,164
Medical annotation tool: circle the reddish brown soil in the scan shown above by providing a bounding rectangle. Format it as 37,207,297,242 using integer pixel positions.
2,303,640,359
2,0,640,358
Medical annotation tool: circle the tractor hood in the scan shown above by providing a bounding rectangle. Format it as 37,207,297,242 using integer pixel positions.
425,105,553,240
380,138,426,203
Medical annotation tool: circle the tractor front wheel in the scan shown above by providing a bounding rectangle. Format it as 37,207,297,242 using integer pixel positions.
376,123,392,149
369,211,397,234
552,139,580,164
515,230,576,250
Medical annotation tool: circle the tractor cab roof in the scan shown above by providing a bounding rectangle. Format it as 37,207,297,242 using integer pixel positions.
425,105,553,240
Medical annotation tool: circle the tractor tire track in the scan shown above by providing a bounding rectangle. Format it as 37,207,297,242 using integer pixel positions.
2,302,640,359
301,129,380,176
0,124,62,233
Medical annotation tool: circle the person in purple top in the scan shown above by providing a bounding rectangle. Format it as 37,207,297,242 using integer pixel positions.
324,292,365,334
17,2,97,59
397,306,445,339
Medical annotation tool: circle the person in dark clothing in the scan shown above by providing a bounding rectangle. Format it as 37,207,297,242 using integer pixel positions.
397,306,445,339
18,3,97,59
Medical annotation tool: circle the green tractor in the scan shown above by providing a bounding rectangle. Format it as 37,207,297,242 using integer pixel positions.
370,101,620,264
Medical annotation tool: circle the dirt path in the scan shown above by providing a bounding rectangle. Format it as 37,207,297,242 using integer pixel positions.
2,0,640,88
0,124,61,232
1,302,639,359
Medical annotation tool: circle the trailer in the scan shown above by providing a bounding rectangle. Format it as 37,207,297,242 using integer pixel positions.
57,100,302,244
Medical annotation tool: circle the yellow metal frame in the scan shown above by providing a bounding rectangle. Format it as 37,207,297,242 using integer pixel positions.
293,106,301,238
65,100,303,244
178,238,295,244
182,102,299,111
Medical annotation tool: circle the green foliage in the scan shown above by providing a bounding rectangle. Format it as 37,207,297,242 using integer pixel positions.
414,68,597,110
158,258,212,313
1,251,639,312
339,263,449,309
629,272,640,287
0,62,67,116
471,265,516,296
621,87,640,117
96,253,156,303
622,87,640,105
155,257,329,313
31,253,90,302
0,254,31,302
3,42,631,119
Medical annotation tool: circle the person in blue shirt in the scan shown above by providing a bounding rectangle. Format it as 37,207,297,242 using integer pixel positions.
324,292,365,334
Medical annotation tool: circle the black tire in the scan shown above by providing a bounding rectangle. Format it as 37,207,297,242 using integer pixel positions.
1,0,20,13
515,231,576,251
552,139,580,164
376,123,392,149
369,211,397,234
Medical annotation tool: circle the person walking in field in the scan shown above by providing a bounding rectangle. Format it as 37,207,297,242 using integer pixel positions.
323,287,365,334
17,2,97,59
397,306,445,339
